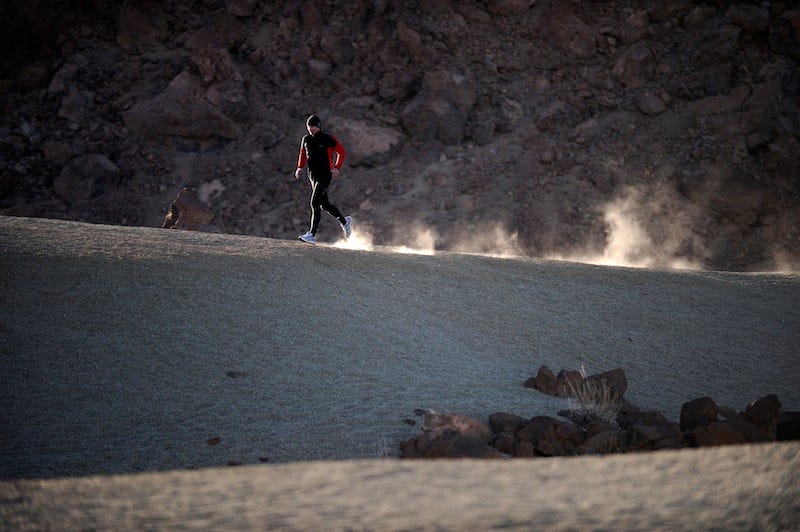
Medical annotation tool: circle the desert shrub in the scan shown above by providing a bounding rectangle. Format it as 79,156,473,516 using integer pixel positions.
566,365,621,427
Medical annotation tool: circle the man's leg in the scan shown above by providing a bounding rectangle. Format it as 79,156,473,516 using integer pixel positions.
319,189,346,225
308,179,325,235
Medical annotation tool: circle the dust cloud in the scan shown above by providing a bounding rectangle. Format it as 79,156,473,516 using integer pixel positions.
334,222,524,259
547,185,708,270
333,184,796,272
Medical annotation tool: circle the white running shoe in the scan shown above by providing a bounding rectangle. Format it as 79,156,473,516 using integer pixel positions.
298,232,317,244
341,216,353,239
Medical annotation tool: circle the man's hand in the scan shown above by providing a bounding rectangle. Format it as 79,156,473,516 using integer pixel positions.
331,167,340,179
294,168,303,180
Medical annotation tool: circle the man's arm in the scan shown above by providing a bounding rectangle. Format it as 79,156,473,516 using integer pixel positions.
295,137,307,179
329,136,345,177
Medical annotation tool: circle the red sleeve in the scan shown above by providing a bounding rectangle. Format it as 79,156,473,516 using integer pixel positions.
329,136,345,169
296,139,307,168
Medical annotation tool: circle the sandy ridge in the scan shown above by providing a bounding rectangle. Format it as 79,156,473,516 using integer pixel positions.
2,443,799,530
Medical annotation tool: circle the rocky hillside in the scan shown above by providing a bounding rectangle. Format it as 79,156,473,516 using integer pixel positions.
1,0,798,270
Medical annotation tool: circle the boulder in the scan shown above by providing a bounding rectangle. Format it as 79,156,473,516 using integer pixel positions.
328,118,404,167
515,416,586,457
523,365,559,395
616,11,651,45
617,407,673,431
636,90,666,115
612,42,656,88
579,429,629,455
492,432,515,455
726,5,770,34
488,412,528,435
58,86,91,122
691,416,771,447
527,366,627,401
123,71,242,145
400,429,502,459
699,26,742,65
395,22,422,58
400,412,500,459
567,26,597,59
162,187,218,232
740,394,781,440
556,369,584,396
680,397,719,432
422,412,493,443
48,64,79,94
629,423,683,451
403,98,466,145
584,419,619,438
586,368,628,401
54,154,120,204
401,69,477,145
691,421,748,447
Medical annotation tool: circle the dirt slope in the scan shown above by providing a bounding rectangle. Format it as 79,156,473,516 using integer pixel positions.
1,215,798,478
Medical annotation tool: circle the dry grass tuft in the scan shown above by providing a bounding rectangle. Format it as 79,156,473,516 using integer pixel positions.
566,366,622,427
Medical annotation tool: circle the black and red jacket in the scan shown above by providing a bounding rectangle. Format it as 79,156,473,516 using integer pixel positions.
297,131,345,180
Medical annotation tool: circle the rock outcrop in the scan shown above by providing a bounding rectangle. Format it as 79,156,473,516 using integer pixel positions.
1,1,799,270
402,366,799,459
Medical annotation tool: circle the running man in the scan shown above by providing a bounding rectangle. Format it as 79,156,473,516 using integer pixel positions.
294,114,352,244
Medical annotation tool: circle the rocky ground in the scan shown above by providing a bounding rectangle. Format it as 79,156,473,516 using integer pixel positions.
1,0,799,270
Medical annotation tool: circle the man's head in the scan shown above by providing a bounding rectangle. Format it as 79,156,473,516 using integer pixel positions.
306,114,321,134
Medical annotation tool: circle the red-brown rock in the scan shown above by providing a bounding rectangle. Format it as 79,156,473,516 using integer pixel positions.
162,187,218,232
680,397,719,432
741,394,781,439
691,416,771,447
587,368,628,400
629,423,683,451
516,416,586,457
488,412,528,435
400,429,502,459
523,365,560,395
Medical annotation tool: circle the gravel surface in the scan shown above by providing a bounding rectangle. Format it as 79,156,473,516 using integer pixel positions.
1,216,799,480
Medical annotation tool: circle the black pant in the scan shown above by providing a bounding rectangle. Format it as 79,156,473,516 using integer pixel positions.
309,176,345,235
